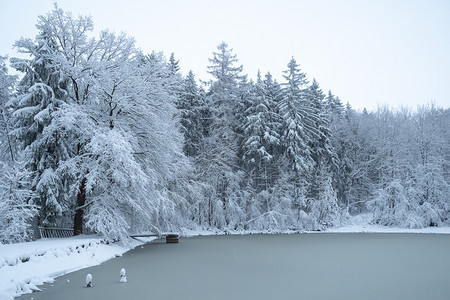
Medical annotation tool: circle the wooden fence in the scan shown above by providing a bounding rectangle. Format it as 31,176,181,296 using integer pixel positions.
39,227,74,238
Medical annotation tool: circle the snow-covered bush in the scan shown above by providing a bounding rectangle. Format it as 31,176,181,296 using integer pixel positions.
244,189,292,231
368,180,424,228
368,162,450,229
308,175,346,230
0,162,38,244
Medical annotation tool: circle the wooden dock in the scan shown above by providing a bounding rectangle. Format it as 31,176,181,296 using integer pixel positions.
130,233,179,243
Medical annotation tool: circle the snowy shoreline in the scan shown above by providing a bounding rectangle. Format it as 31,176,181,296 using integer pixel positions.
2,225,450,300
0,236,154,300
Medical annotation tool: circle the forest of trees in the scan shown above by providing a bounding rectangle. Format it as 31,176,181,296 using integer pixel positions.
1,6,449,243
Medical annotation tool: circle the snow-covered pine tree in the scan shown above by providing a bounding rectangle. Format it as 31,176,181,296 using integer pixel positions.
279,57,316,174
241,71,284,225
305,80,336,199
306,79,335,164
0,57,38,244
325,92,371,210
242,71,280,192
261,72,283,163
325,90,344,122
197,42,245,228
206,42,245,132
168,52,181,75
303,79,345,227
177,70,204,157
278,57,317,224
8,15,70,225
0,56,17,162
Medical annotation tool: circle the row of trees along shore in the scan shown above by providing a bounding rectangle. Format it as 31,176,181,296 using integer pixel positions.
1,6,449,243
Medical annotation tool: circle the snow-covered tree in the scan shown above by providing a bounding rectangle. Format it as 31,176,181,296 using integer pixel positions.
177,70,204,157
407,106,449,226
8,5,191,240
330,104,374,211
307,165,344,230
325,90,344,122
279,57,316,174
196,42,246,228
365,105,450,228
277,57,319,224
0,57,38,244
0,56,17,161
305,80,337,201
242,71,281,192
168,52,180,75
8,26,68,225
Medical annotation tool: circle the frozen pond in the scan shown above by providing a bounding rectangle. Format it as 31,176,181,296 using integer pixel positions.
17,233,450,300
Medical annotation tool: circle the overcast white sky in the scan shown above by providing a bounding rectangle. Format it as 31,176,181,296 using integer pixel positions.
1,0,449,111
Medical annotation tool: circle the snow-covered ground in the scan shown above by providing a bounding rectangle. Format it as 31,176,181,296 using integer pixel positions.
0,235,155,300
326,213,450,234
2,216,450,300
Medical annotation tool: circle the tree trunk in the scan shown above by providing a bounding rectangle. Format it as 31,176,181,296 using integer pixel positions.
73,177,87,236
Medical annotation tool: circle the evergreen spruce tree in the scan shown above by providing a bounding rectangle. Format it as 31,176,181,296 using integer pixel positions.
0,57,39,243
279,57,315,173
278,57,320,225
198,42,245,228
242,71,280,192
168,52,181,75
0,56,17,162
8,19,69,225
325,90,344,121
178,70,204,157
303,79,345,226
305,79,336,200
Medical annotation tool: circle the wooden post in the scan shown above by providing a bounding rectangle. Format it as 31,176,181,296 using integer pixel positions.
166,234,179,243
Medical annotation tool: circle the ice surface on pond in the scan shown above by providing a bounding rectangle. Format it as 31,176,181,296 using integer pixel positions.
13,234,450,300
